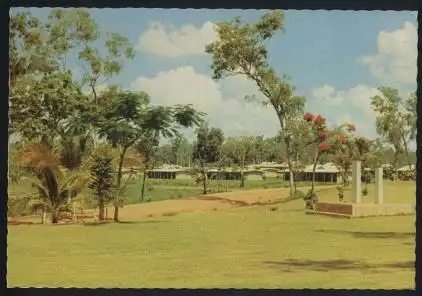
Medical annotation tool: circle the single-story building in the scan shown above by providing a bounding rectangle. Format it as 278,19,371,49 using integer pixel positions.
283,163,341,184
259,168,283,179
244,170,265,181
206,168,264,181
147,167,195,180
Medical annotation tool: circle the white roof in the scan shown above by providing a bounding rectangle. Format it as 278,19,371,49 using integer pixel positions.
398,165,416,171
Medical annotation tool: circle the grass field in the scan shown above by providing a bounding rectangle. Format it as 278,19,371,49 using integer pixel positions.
123,177,331,204
7,180,415,288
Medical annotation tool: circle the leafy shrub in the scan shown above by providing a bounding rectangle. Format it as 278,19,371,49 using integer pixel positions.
362,187,368,196
336,185,345,202
304,189,318,210
269,206,278,211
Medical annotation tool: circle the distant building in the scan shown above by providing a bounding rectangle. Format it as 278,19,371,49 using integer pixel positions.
283,163,341,184
147,167,195,180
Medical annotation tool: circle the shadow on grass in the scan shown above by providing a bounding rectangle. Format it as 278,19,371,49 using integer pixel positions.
315,229,415,239
264,259,414,273
83,220,168,227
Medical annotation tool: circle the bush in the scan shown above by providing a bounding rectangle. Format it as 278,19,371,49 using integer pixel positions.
336,185,345,202
362,187,368,196
304,189,318,210
269,206,278,211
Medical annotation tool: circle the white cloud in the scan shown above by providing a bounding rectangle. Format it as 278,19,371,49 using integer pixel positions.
131,66,279,138
137,21,218,58
312,85,342,106
310,84,381,138
358,21,417,86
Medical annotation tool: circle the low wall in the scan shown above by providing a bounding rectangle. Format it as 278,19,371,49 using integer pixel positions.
308,202,414,218
352,203,414,217
315,202,353,215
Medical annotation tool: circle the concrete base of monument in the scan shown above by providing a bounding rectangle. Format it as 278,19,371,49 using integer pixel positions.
306,201,414,218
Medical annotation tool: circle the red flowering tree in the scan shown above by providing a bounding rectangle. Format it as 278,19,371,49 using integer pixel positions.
328,123,357,187
302,112,331,194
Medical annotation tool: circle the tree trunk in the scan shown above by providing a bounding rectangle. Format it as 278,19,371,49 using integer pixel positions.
311,147,320,194
41,205,47,224
403,142,412,169
114,146,128,222
202,171,207,195
284,138,295,198
240,159,245,188
140,168,148,202
51,211,59,224
397,128,412,170
288,163,294,198
98,201,105,221
113,206,119,222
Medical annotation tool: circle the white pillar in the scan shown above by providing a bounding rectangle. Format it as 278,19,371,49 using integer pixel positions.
352,161,362,204
375,167,384,204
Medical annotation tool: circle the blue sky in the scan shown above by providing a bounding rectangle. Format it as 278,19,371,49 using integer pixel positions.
13,8,418,142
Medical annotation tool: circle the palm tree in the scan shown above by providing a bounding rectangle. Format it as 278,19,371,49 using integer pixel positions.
16,142,91,224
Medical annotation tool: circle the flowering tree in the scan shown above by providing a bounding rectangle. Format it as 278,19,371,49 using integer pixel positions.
302,112,330,194
328,123,357,187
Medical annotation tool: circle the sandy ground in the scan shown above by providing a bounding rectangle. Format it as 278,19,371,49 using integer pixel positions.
9,186,335,224
106,187,294,220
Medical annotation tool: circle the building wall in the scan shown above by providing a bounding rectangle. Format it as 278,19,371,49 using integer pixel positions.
245,174,264,181
263,171,279,178
284,172,338,183
175,173,193,180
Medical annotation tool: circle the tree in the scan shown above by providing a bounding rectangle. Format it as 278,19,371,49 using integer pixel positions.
301,113,331,194
135,131,160,202
95,90,204,221
88,148,115,221
15,143,90,224
328,123,357,187
9,12,56,86
10,9,135,170
371,88,416,172
205,11,305,198
223,136,255,188
193,124,225,194
171,133,184,166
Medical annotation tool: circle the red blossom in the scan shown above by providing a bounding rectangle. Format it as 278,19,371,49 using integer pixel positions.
303,112,314,122
339,134,348,143
318,142,329,152
314,115,326,127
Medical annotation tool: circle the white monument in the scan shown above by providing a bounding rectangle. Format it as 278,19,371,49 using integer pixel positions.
352,160,361,204
375,167,384,204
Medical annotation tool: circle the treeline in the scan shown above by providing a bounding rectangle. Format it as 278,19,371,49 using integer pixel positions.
153,134,416,169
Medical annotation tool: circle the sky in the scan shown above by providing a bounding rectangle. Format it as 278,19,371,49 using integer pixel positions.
13,8,418,143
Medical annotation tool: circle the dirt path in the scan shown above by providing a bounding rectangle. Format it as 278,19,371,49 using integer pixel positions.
106,185,336,220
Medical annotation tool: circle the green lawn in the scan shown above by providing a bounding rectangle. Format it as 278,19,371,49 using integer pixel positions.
7,181,415,288
123,177,332,204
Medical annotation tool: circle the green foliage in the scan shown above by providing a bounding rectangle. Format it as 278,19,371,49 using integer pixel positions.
193,124,225,164
304,189,318,210
371,87,416,169
89,150,115,220
205,11,305,197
